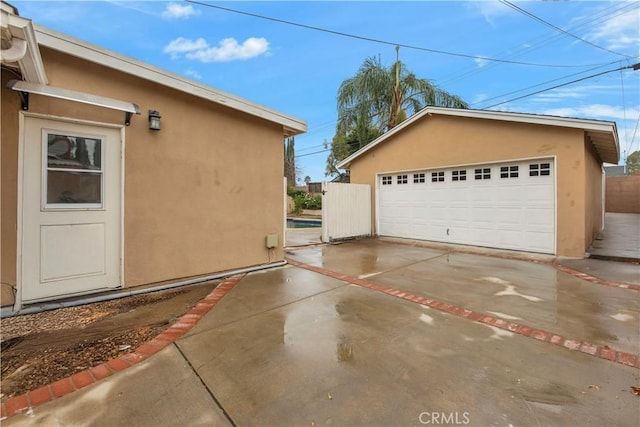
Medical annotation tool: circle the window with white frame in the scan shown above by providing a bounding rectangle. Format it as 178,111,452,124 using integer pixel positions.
500,165,519,178
529,163,551,177
474,168,491,180
452,170,467,181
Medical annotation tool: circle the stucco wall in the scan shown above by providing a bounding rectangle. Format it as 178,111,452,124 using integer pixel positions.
606,175,640,213
1,70,21,305
1,48,288,297
583,137,604,249
348,114,590,257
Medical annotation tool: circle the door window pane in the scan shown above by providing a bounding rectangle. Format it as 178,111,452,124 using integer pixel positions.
45,133,103,207
47,171,102,204
47,134,101,170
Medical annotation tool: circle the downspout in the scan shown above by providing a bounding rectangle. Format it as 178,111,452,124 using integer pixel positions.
1,260,287,318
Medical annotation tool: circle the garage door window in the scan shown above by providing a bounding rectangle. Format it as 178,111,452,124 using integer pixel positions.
474,168,491,180
529,163,551,177
452,170,467,181
382,176,392,185
397,175,408,184
500,165,519,178
431,172,444,182
413,173,425,183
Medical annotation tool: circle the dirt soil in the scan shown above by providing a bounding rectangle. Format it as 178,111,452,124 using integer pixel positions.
0,282,218,400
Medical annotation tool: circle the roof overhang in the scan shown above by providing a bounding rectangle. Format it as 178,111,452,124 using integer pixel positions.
8,79,141,125
337,106,620,168
32,24,307,137
1,2,47,84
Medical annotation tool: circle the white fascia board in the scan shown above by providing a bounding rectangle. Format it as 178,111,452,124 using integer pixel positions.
428,107,618,134
33,24,307,136
337,106,619,169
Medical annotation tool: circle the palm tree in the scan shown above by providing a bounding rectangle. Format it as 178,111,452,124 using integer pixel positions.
337,49,467,137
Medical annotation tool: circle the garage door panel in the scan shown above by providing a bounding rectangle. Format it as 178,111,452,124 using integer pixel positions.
378,159,555,254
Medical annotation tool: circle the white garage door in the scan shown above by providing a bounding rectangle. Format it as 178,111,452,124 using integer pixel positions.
378,159,555,254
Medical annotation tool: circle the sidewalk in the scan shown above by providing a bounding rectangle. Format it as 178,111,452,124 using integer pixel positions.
588,212,640,262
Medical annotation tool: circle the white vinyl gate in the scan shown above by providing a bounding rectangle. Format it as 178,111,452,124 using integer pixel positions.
322,182,371,242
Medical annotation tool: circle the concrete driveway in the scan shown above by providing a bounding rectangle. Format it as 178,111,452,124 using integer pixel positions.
4,239,639,426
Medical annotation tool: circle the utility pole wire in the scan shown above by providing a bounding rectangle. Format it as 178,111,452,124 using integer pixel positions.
470,61,621,107
185,0,611,68
499,0,638,60
484,62,640,109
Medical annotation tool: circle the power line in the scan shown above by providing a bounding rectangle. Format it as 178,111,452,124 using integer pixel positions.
185,0,610,68
295,148,331,158
471,61,621,107
439,1,639,87
484,62,640,109
499,0,637,59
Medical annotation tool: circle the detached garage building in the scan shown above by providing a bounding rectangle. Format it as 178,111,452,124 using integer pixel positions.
337,107,619,258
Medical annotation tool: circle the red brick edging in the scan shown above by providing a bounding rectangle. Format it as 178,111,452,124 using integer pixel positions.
0,274,245,420
382,239,640,291
287,259,640,370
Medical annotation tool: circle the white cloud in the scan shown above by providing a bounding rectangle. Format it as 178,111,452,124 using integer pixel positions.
586,7,640,52
468,0,514,25
474,57,489,68
528,84,623,104
471,93,490,104
164,36,270,63
163,37,208,59
162,2,199,20
185,69,202,80
541,104,640,121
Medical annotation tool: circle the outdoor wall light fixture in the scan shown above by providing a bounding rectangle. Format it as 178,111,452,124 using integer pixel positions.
148,110,161,130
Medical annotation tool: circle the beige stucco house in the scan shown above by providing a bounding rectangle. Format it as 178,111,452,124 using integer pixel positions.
1,3,306,310
337,106,619,258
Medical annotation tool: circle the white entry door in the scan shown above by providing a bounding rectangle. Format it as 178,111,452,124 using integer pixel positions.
21,116,122,302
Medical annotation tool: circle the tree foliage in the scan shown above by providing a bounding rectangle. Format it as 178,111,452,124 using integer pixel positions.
326,52,468,176
626,150,640,175
284,137,296,185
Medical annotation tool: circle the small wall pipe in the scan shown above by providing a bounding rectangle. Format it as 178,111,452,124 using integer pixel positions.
1,261,287,319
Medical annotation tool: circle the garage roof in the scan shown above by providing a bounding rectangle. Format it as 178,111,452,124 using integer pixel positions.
337,107,620,168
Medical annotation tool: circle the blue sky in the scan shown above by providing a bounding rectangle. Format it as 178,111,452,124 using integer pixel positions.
11,0,640,182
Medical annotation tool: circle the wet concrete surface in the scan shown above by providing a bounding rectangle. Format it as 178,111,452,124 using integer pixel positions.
288,240,640,355
4,240,640,426
3,345,230,426
557,257,640,286
178,265,639,426
589,213,640,262
285,228,322,247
